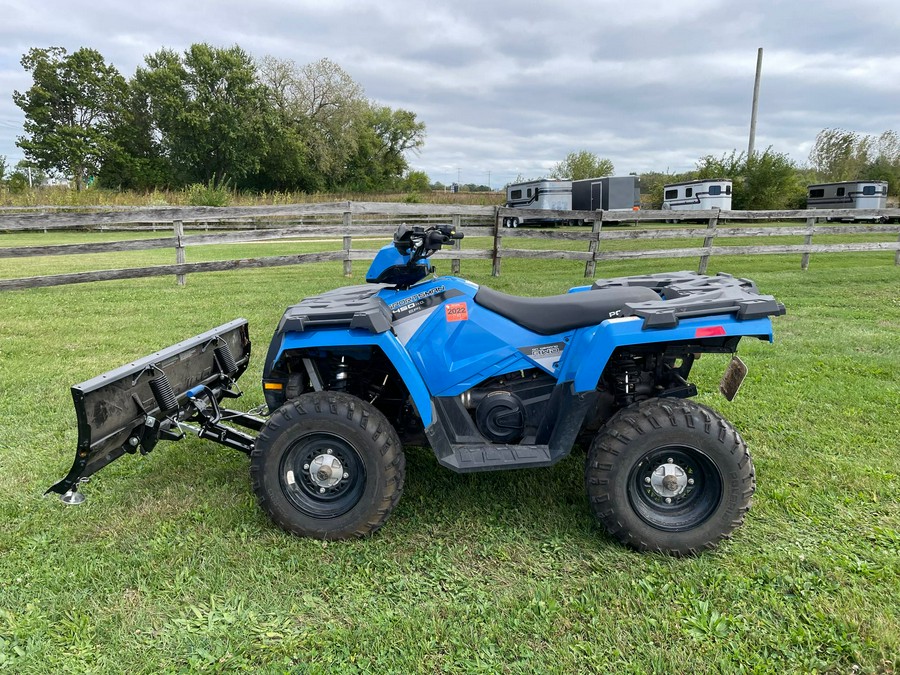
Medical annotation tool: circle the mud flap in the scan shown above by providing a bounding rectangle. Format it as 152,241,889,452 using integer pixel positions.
47,319,251,497
719,355,748,402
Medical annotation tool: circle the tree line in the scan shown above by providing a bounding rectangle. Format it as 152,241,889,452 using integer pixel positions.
551,132,900,210
11,45,426,193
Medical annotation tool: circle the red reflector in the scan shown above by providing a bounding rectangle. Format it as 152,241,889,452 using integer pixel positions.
695,326,727,337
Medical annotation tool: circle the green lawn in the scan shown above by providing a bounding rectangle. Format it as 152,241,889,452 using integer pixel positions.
0,234,898,672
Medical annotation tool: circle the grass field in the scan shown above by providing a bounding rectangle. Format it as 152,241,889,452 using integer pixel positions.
0,230,898,672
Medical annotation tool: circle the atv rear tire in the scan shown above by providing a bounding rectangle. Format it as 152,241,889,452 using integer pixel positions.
250,391,405,540
585,398,755,556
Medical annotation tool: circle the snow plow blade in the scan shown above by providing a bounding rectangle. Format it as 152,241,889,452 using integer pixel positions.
47,319,251,498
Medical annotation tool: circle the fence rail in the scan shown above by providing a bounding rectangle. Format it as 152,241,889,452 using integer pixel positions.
1,203,898,291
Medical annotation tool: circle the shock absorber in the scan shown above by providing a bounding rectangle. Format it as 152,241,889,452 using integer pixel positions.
331,355,349,391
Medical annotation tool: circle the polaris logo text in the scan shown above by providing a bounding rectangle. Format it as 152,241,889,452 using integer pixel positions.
530,345,560,358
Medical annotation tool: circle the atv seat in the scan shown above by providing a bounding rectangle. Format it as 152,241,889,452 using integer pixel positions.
474,285,660,335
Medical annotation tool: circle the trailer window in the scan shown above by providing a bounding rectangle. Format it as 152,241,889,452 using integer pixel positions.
665,189,678,200
510,189,522,199
527,188,533,198
836,187,845,196
685,188,693,197
862,185,876,195
809,188,824,198
725,185,732,195
708,185,722,196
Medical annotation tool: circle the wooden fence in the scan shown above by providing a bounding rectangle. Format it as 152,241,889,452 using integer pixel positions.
1,202,898,292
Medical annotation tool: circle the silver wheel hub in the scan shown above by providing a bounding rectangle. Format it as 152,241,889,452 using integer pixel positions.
649,461,689,498
308,452,345,489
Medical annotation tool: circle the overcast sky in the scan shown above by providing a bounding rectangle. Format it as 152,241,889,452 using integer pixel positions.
1,0,898,188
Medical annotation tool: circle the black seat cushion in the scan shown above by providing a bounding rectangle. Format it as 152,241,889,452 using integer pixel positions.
474,285,660,335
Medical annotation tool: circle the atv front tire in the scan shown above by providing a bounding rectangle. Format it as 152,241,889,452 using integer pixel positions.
585,398,755,556
250,391,405,540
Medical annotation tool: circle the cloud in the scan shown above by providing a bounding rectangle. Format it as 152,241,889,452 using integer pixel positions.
1,0,898,186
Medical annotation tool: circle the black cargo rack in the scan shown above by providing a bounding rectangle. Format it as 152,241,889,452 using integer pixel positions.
592,272,786,329
278,284,393,334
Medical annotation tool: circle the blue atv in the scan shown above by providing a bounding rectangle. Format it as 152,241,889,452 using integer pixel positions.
49,223,784,555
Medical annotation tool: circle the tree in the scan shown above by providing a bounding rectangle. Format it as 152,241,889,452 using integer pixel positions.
136,44,269,186
696,148,805,210
342,105,426,191
0,155,7,184
257,56,426,191
550,151,614,180
96,86,173,189
865,130,900,196
402,170,431,192
808,128,871,182
14,47,127,190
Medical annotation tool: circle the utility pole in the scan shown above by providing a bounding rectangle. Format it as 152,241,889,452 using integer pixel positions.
487,171,491,190
747,47,763,159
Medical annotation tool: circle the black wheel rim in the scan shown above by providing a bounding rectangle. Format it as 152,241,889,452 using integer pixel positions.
279,432,366,519
627,445,722,532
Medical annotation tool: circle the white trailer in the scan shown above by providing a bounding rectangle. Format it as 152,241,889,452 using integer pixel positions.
662,179,732,214
807,181,887,216
503,179,572,227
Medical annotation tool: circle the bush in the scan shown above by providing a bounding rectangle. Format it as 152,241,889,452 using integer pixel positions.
186,176,232,207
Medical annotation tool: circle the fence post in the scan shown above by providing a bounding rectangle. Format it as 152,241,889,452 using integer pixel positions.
451,213,461,275
173,219,186,286
895,227,899,267
492,207,503,277
343,211,352,277
801,215,816,271
697,212,719,274
584,213,603,278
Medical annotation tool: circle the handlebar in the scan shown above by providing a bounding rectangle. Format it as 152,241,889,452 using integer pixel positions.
393,224,463,254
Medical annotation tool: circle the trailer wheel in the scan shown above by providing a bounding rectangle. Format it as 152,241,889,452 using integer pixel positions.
585,398,754,556
250,391,405,540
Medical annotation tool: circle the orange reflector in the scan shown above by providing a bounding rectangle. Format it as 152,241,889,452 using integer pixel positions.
263,382,284,391
695,326,727,337
632,206,641,211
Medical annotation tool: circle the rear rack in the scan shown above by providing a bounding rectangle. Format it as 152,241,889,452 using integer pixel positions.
592,271,786,329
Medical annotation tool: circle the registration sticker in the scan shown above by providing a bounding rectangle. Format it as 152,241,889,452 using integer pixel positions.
445,302,468,322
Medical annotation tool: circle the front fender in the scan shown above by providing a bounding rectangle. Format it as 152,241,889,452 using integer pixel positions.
559,315,776,394
269,328,434,427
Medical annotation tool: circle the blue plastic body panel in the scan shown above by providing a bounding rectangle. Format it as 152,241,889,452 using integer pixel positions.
271,242,779,428
271,328,436,427
558,314,774,393
273,275,777,415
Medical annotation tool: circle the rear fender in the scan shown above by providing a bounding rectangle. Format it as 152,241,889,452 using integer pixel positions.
560,315,775,394
268,329,434,427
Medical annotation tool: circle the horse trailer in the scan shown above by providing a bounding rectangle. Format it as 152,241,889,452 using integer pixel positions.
806,181,888,217
662,179,732,214
503,179,572,227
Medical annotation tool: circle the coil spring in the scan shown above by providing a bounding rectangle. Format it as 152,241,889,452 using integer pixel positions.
214,343,237,375
149,373,178,414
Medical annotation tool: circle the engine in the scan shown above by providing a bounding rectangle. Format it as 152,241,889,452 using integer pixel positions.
460,370,556,444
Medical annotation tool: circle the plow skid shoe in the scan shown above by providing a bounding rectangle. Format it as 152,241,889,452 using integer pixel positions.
47,319,251,497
